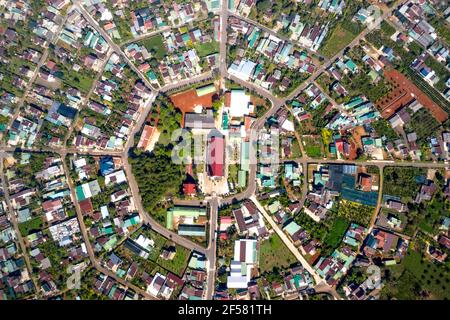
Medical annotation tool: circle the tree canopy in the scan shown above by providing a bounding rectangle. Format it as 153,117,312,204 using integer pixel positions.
130,144,184,213
256,0,272,12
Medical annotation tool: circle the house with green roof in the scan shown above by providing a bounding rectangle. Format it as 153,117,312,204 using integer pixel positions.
166,206,206,228
196,84,216,97
167,206,207,236
123,215,140,229
228,0,235,10
344,59,358,73
261,176,275,188
344,96,365,110
285,163,301,181
268,201,281,214
238,170,247,188
368,70,379,82
283,221,302,236
178,224,206,237
240,141,250,172
188,252,207,270
75,180,101,201
205,0,220,11
147,70,157,81
102,235,118,252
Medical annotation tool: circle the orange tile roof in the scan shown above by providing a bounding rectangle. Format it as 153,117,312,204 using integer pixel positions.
137,125,156,150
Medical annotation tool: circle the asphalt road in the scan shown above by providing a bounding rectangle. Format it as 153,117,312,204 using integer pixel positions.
227,0,418,218
73,0,159,93
227,11,326,61
0,155,40,296
121,155,207,254
75,0,443,298
204,196,219,299
160,71,214,93
61,156,157,299
4,9,69,141
119,15,208,47
0,0,438,300
63,48,115,147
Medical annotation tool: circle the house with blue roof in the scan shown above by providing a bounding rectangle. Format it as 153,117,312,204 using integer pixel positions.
99,156,115,176
344,59,358,73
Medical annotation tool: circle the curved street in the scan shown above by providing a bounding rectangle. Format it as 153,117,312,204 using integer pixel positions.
0,0,444,301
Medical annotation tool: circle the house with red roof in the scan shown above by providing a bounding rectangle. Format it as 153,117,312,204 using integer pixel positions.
207,133,224,178
358,173,372,192
79,199,94,215
183,182,196,197
182,174,196,197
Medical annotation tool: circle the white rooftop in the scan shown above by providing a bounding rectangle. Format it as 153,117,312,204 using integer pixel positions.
229,89,252,118
233,239,257,264
228,60,257,81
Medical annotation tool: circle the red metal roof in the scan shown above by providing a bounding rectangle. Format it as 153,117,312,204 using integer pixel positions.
208,135,224,177
183,182,196,196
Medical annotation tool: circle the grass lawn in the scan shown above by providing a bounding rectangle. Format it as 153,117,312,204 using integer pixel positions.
289,138,302,158
321,128,335,157
228,164,238,182
259,233,296,274
323,217,350,249
141,35,166,60
418,220,434,234
19,216,43,236
115,19,134,42
383,167,426,201
382,247,450,300
372,119,399,143
414,188,449,234
62,71,95,94
128,227,191,277
303,136,324,158
319,24,358,58
9,56,35,75
383,270,424,300
134,228,168,262
195,41,219,58
156,244,190,277
225,79,244,90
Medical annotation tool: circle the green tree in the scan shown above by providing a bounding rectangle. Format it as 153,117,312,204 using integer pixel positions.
256,0,271,12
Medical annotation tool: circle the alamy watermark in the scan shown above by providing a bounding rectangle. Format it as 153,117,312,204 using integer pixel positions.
66,264,82,290
170,127,282,168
